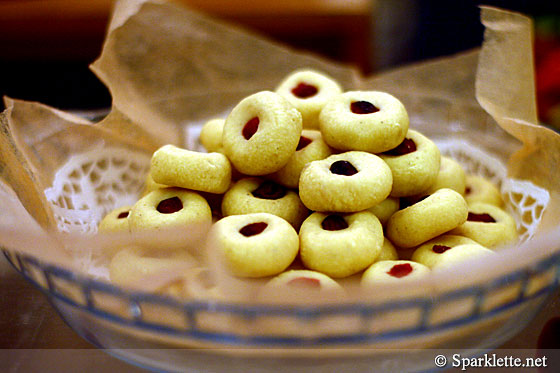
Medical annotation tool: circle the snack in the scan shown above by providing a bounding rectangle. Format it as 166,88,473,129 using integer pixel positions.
222,91,302,175
199,118,225,153
375,238,399,262
275,70,342,129
299,211,383,278
98,205,132,233
464,175,504,207
299,151,392,212
361,260,430,285
263,269,343,293
425,156,467,195
319,91,409,153
429,244,496,271
367,197,399,226
411,235,488,268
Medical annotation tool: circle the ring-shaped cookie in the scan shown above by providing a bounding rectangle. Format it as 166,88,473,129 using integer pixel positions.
375,238,399,262
199,118,225,153
264,269,343,293
425,156,466,195
269,130,333,189
411,234,484,268
367,197,399,226
380,129,441,197
221,178,309,228
222,91,302,175
275,70,342,129
299,211,383,278
151,145,231,194
386,188,468,249
209,213,299,278
361,260,430,286
464,175,504,207
450,202,518,248
98,205,132,233
299,151,392,212
319,91,409,153
128,187,212,250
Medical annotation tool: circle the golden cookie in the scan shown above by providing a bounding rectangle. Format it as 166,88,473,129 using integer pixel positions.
98,205,132,233
299,151,392,212
361,260,430,285
425,156,466,195
375,238,399,262
464,175,504,207
264,269,343,293
411,235,484,268
199,118,225,153
367,197,399,226
430,244,496,271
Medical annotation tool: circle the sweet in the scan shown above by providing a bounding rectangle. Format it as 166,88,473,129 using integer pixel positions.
263,269,343,293
375,238,399,262
450,202,518,248
98,205,132,233
367,197,399,226
221,178,308,228
222,91,302,175
268,129,333,188
429,244,495,271
380,129,441,197
425,156,467,195
199,118,225,153
386,188,468,248
275,70,343,129
319,91,409,153
464,175,504,207
151,144,231,194
208,213,299,278
299,151,392,212
299,211,383,278
411,235,485,268
361,260,430,285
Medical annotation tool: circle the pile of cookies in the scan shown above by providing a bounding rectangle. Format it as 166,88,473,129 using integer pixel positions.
99,69,518,297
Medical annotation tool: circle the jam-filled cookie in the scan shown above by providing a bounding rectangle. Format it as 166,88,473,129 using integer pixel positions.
464,175,504,207
367,197,399,226
299,151,392,212
268,130,333,188
151,145,231,194
221,178,308,229
429,244,496,271
450,202,518,248
361,260,430,286
199,118,225,153
425,156,466,195
299,211,383,278
319,91,409,153
386,188,468,248
411,234,485,268
128,187,212,250
380,130,441,197
222,91,302,175
263,269,343,293
275,70,343,129
208,213,299,278
98,205,132,233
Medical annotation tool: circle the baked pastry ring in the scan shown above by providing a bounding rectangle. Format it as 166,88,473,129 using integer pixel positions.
98,205,132,233
425,156,466,195
222,91,302,175
263,269,343,293
209,213,299,278
268,129,333,189
361,260,430,285
367,197,399,226
411,234,483,268
450,202,518,248
299,151,392,212
275,69,342,129
376,238,399,262
380,129,441,197
299,211,383,278
319,90,409,153
386,188,468,249
199,118,225,153
151,144,231,194
414,242,495,270
464,175,504,207
221,178,308,229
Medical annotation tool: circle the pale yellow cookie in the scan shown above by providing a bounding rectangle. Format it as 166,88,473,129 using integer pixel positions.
375,238,399,262
425,156,466,195
430,244,496,271
98,205,132,233
361,260,430,286
411,235,484,268
464,175,504,207
264,269,343,293
367,197,399,226
199,118,225,153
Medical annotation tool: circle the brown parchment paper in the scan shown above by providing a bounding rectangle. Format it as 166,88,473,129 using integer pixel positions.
0,0,559,300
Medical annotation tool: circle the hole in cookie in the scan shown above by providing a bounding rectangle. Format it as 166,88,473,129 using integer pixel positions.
117,211,130,219
330,160,358,176
467,212,496,223
242,117,260,140
350,101,379,114
432,244,452,254
384,138,417,156
239,222,268,237
157,197,183,214
252,181,287,200
321,214,349,231
387,263,413,278
287,277,321,289
296,136,313,151
291,82,318,98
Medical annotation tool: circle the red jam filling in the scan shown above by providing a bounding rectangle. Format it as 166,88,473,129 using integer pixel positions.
239,222,268,237
117,211,129,219
321,214,349,231
432,244,452,254
291,82,318,98
467,212,496,223
384,138,417,156
252,181,287,200
296,136,313,151
242,117,259,140
350,100,379,114
387,263,413,278
287,277,321,289
156,197,183,214
330,160,358,176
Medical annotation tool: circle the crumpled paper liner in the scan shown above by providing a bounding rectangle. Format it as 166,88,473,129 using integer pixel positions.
0,1,559,303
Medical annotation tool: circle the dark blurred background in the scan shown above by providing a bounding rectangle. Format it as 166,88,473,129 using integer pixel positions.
0,0,558,125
